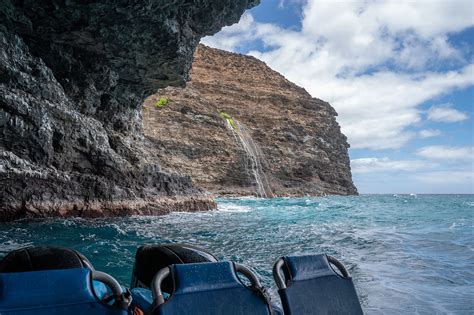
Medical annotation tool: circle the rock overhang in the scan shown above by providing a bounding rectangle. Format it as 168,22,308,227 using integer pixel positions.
0,0,259,220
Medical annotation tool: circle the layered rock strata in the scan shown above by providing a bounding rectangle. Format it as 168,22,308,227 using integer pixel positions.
143,45,358,197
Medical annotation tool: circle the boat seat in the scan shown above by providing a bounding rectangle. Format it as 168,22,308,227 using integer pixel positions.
130,244,221,314
0,246,129,315
0,246,93,272
273,254,363,315
149,261,279,315
131,243,218,291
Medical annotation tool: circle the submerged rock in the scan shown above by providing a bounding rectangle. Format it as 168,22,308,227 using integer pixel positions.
143,45,358,196
0,1,257,220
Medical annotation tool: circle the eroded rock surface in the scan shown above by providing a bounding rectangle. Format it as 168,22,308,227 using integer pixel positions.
0,1,258,220
143,45,358,196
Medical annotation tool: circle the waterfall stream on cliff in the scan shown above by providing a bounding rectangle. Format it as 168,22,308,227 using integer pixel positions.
224,119,272,197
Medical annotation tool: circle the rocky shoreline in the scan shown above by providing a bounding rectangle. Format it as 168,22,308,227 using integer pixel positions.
0,196,216,222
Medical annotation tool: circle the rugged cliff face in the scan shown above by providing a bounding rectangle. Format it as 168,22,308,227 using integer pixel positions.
0,1,258,221
143,45,357,197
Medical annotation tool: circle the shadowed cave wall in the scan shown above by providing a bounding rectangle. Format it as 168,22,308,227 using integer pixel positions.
0,0,259,220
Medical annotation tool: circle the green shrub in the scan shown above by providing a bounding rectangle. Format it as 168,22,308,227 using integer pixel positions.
155,97,169,108
219,111,237,129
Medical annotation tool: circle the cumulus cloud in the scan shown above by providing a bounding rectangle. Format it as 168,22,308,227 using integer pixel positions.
351,157,434,174
415,171,474,185
419,129,442,138
416,145,474,161
201,0,474,150
427,103,469,122
277,0,306,9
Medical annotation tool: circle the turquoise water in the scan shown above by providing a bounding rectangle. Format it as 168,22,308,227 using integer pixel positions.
1,195,473,314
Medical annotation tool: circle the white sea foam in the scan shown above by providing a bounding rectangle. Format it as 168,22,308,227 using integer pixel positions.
0,239,32,253
109,223,127,235
217,203,251,213
61,219,78,227
229,196,261,201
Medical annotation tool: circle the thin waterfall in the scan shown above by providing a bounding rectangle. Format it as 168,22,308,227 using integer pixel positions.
221,113,273,198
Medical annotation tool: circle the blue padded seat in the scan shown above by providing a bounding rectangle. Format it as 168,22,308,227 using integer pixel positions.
131,287,155,311
0,268,127,315
153,261,275,315
274,254,363,315
131,287,171,313
131,243,218,291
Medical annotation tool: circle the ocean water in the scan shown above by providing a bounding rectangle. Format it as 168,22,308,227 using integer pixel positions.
0,195,473,314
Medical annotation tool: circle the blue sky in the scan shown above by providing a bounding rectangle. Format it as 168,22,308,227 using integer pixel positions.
202,0,473,194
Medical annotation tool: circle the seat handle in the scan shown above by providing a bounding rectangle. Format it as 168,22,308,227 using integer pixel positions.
92,271,124,297
151,263,262,307
273,255,351,290
234,263,262,288
151,266,171,307
273,258,286,289
327,255,351,278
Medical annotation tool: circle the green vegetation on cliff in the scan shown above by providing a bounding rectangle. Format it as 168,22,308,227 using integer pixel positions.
155,97,169,108
219,111,237,129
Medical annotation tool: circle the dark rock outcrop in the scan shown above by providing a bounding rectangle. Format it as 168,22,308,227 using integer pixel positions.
0,1,258,221
143,45,358,196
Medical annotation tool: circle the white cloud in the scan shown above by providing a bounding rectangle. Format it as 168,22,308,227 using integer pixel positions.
201,0,474,150
415,171,474,185
417,145,474,161
201,13,259,52
351,157,434,174
427,103,469,122
419,129,442,138
302,0,474,40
